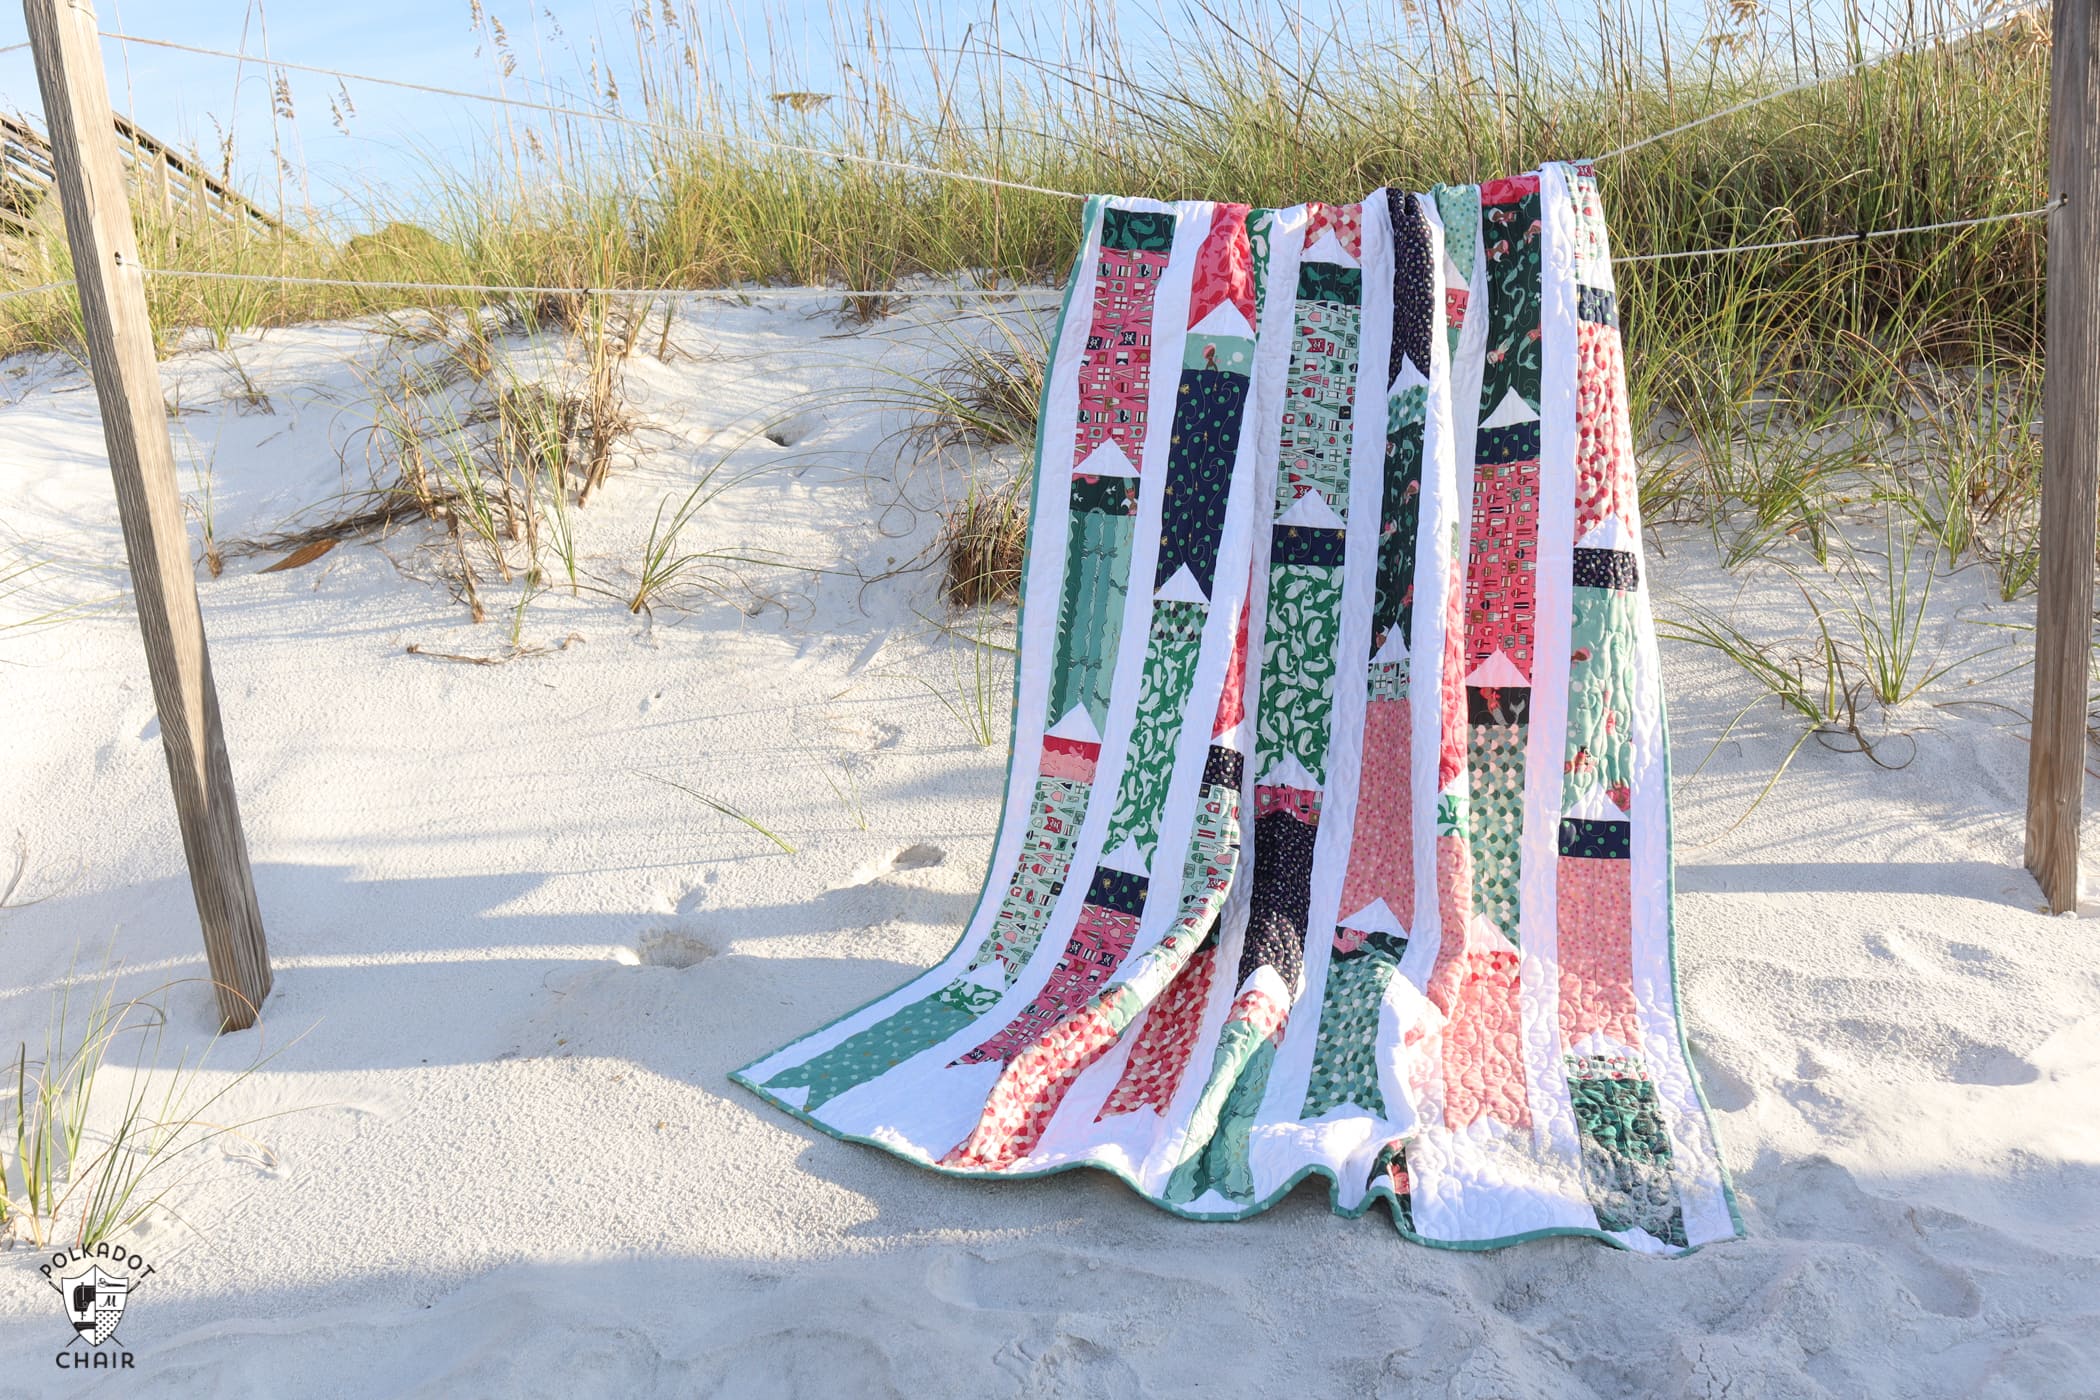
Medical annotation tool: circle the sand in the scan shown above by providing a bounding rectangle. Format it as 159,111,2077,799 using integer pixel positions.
0,294,2095,1397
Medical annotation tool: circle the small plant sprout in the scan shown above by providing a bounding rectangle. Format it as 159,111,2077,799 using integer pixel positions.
1827,518,1965,709
819,754,871,832
633,769,796,854
627,462,768,615
915,600,1013,747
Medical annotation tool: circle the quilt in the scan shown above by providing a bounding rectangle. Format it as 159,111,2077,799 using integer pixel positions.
733,163,1743,1254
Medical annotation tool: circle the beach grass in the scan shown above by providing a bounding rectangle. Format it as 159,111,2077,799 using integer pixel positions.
0,0,2048,353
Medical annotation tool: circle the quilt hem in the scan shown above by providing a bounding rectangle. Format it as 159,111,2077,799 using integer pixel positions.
726,1065,1733,1256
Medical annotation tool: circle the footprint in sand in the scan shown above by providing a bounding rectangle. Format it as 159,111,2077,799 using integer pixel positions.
763,410,823,448
1687,1040,1757,1112
839,843,946,889
1763,1155,1987,1320
632,928,716,969
1948,1041,2039,1085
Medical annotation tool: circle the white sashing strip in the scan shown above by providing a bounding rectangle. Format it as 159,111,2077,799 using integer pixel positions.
1519,160,1596,1220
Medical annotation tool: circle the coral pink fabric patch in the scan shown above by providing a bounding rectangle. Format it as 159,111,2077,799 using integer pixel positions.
1339,698,1413,926
1187,203,1256,330
1479,174,1540,204
1466,457,1541,679
1215,592,1249,737
943,1004,1121,1170
1041,735,1101,783
1073,244,1169,467
1301,201,1364,260
1439,549,1469,789
1098,944,1220,1120
1426,833,1473,1017
1442,942,1529,1129
1557,855,1638,1048
1574,321,1636,542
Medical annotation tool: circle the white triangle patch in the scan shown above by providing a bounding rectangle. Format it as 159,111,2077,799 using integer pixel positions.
1479,387,1539,429
1445,253,1471,287
1370,628,1410,666
1242,963,1294,1005
1576,516,1636,553
768,1084,811,1110
1565,783,1630,823
1257,751,1320,792
1464,649,1528,688
1046,705,1102,745
1075,438,1138,478
1339,896,1406,935
1100,839,1150,876
1154,563,1209,604
1303,227,1360,268
1188,300,1256,341
1565,1029,1638,1062
1388,356,1429,396
1276,490,1346,530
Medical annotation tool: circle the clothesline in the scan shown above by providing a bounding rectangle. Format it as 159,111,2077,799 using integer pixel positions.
1612,198,2060,264
0,197,2059,308
0,279,73,304
114,262,1064,301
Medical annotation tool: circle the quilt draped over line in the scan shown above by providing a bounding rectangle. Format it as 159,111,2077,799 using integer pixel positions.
733,164,1743,1255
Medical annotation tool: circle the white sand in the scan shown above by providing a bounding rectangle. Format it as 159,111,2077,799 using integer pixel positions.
1,297,2095,1397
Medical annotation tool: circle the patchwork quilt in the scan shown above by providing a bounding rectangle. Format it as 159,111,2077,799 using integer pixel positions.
733,164,1743,1254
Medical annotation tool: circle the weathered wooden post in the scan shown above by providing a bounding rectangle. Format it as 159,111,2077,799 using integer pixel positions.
22,0,271,1026
2029,0,2100,914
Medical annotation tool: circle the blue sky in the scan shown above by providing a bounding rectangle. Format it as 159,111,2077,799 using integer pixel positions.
0,0,1931,230
0,2,1032,223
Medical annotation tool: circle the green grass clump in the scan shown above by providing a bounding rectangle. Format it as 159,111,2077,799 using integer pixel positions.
3,969,295,1250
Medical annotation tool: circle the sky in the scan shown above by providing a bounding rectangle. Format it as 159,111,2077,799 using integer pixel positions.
0,0,1948,231
0,1,1070,224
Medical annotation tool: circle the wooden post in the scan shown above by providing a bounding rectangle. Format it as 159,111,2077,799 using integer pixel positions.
23,0,271,1026
2030,0,2100,914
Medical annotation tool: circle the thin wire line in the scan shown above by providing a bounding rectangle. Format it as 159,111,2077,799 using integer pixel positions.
0,40,28,56
1614,198,2058,264
68,197,2050,302
5,196,2050,308
1593,2,2044,162
96,30,1088,202
0,279,74,303
125,264,1061,301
